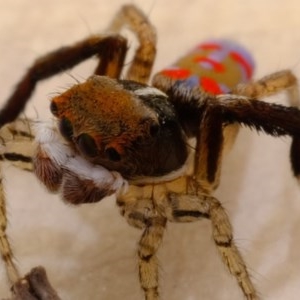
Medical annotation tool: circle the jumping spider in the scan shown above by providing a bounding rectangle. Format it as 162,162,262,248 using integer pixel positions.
1,4,300,300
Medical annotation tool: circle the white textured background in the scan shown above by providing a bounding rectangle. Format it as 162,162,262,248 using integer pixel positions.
1,0,300,299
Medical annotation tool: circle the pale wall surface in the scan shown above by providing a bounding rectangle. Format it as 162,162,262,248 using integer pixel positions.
1,1,300,299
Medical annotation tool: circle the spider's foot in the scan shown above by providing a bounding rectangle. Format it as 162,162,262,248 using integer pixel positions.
5,266,62,300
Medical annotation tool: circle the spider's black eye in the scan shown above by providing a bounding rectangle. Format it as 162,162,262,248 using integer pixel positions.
149,122,160,137
105,147,121,162
77,133,98,158
50,101,59,116
59,117,73,141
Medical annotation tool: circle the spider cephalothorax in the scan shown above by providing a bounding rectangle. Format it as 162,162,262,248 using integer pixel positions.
49,75,188,179
1,4,300,300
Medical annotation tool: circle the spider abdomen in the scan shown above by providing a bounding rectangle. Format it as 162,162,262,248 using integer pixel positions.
154,39,255,95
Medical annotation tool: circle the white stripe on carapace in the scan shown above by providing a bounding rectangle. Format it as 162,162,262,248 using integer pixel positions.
133,86,167,98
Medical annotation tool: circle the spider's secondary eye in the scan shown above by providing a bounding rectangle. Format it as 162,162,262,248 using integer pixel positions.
77,133,98,158
50,101,59,116
59,117,73,141
105,147,121,162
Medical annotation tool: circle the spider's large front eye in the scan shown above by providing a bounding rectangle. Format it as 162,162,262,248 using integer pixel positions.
105,147,121,162
77,133,98,158
59,117,73,141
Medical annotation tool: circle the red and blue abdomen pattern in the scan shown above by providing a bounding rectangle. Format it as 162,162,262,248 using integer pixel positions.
157,40,255,95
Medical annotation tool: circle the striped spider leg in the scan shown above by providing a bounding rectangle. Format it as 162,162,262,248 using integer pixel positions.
0,119,62,300
1,4,300,300
0,119,33,288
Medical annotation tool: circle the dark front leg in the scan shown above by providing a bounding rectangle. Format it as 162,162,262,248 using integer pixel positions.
0,35,127,127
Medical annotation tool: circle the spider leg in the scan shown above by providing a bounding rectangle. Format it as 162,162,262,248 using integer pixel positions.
0,119,61,299
220,94,300,178
117,197,166,300
232,69,299,105
163,191,258,300
193,101,225,192
138,217,166,300
0,118,34,171
0,166,20,284
107,4,156,83
0,35,128,127
194,94,300,189
191,93,300,194
232,69,300,178
0,118,36,286
216,95,300,136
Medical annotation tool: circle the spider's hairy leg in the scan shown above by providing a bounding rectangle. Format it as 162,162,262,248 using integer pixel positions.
163,190,258,300
107,4,157,83
194,101,225,192
117,197,166,300
0,118,35,171
232,69,300,178
0,119,63,299
0,35,128,127
204,91,300,188
232,69,299,104
138,217,166,300
216,94,300,138
0,166,20,284
194,93,300,186
0,118,36,286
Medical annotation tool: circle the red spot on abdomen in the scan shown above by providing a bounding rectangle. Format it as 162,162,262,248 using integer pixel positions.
230,51,253,79
200,77,222,95
161,68,191,80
